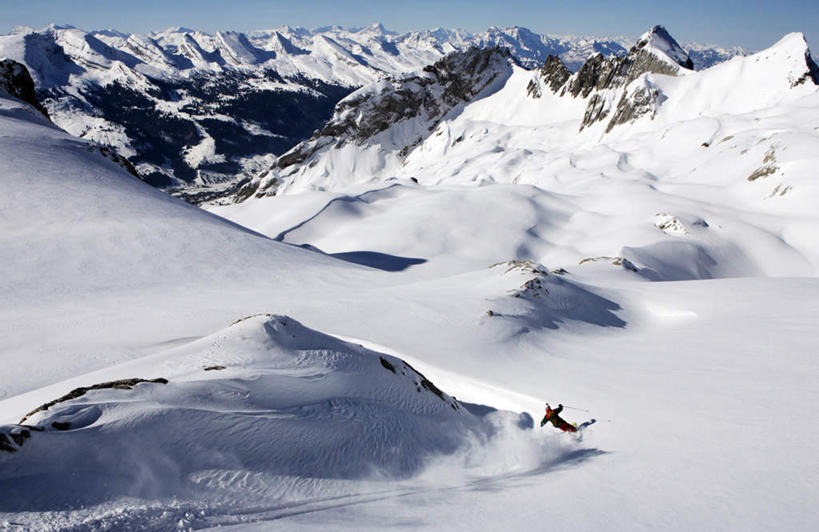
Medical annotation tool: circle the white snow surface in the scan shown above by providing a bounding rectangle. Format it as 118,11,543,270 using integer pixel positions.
1,31,819,532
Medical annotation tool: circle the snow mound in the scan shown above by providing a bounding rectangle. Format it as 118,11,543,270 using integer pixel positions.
0,315,503,511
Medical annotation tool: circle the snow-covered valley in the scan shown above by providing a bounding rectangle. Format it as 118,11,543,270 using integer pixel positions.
1,23,818,531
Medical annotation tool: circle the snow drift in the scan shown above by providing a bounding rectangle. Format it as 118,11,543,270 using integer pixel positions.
0,315,543,515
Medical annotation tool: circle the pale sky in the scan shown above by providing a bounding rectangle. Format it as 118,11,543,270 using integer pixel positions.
3,0,818,50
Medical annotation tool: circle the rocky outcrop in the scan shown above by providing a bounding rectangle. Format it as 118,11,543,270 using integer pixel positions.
91,145,142,180
302,46,511,155
529,26,693,132
566,52,622,98
19,377,168,424
791,47,819,87
0,59,50,118
527,54,571,98
240,46,513,199
606,80,664,132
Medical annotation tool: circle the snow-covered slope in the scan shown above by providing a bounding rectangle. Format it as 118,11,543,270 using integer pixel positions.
1,315,500,513
2,25,818,532
0,24,744,199
226,29,819,281
0,80,372,401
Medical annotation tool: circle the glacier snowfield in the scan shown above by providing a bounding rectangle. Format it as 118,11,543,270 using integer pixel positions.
1,25,818,531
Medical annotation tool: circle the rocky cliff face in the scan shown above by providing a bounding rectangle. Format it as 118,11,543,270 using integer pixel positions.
526,55,571,97
792,46,819,86
0,59,49,118
237,46,514,200
287,46,512,162
528,25,695,132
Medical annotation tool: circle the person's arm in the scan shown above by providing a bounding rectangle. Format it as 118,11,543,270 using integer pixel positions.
540,414,548,427
554,404,563,415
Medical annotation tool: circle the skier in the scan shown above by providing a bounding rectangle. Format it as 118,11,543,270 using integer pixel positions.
540,402,577,433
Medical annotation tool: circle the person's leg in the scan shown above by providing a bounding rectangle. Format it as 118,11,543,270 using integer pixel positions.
558,420,577,432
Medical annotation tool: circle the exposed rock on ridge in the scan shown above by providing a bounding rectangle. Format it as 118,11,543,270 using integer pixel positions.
792,44,819,86
527,54,571,97
529,25,694,132
0,58,50,118
240,46,513,199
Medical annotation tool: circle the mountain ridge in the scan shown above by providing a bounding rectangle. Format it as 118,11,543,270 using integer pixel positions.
0,23,748,200
233,27,816,201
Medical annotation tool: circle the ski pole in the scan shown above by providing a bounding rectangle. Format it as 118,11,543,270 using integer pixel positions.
561,405,590,413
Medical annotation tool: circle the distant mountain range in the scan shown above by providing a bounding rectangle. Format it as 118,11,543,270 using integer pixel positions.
236,25,817,202
0,23,747,200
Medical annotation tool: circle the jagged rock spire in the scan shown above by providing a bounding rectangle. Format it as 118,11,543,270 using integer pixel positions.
635,25,694,70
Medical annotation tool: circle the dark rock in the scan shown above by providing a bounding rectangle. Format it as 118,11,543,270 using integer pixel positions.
582,93,610,130
19,377,169,424
92,145,141,180
51,421,72,431
0,59,50,118
379,357,396,373
420,377,445,401
204,365,226,371
791,48,819,87
0,433,16,453
528,55,571,98
606,84,663,132
9,430,30,446
566,53,622,98
633,26,694,70
539,55,572,93
300,46,510,153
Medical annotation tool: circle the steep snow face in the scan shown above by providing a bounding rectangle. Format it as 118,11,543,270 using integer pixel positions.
651,32,819,118
0,24,744,199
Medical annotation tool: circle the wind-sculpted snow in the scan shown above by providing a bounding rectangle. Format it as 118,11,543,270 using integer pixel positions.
0,86,372,401
0,315,574,525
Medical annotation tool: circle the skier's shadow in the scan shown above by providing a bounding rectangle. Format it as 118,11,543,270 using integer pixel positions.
524,447,608,477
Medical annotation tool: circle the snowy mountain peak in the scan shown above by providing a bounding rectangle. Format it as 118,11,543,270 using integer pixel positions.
522,26,697,132
635,25,694,70
764,32,819,87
